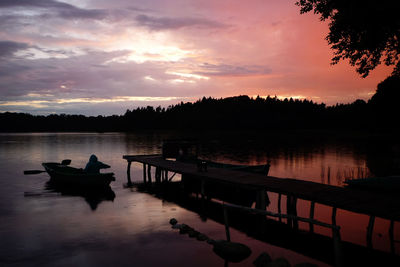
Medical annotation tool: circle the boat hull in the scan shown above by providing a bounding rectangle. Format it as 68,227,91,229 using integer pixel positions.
42,162,115,187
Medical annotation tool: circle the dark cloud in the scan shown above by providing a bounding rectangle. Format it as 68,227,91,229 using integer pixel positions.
0,0,107,20
0,40,30,57
196,63,272,77
135,14,227,30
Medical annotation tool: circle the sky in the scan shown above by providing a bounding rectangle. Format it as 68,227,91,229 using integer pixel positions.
0,0,393,115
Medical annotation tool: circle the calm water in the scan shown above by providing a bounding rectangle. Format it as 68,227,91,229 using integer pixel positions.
0,132,399,266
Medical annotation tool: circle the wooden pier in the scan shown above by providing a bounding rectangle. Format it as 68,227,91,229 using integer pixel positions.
123,154,400,254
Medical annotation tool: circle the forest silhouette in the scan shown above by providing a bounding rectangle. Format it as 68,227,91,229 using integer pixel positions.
1,76,399,132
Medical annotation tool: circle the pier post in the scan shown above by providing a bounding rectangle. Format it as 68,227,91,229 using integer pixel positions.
367,216,375,248
309,201,315,233
256,189,267,210
389,220,395,253
292,197,298,230
127,161,132,185
287,195,293,227
332,207,337,226
278,193,282,222
223,206,231,242
155,167,161,184
332,227,343,267
147,165,152,184
143,163,146,184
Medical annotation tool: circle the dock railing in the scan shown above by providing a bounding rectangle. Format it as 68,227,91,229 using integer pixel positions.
222,202,343,267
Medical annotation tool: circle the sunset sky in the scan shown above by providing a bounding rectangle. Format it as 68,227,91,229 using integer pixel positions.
0,0,393,115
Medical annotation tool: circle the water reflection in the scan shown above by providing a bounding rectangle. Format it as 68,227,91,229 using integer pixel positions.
45,182,116,210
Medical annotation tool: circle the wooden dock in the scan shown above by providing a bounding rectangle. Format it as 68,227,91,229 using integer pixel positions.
123,154,400,253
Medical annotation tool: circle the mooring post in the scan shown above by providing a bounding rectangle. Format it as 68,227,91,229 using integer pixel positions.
309,201,315,233
286,195,293,227
332,227,343,267
256,190,267,211
142,163,147,184
155,167,161,184
292,197,298,230
223,206,231,242
200,179,205,199
367,216,375,248
389,220,395,253
278,193,282,222
332,207,337,226
127,161,132,185
147,165,152,184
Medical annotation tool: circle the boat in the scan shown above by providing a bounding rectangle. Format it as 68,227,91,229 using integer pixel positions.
344,176,400,192
42,162,115,187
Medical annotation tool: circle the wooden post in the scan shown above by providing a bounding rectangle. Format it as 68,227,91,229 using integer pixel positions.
332,227,343,267
389,220,395,254
200,179,205,199
278,193,282,223
142,163,146,184
223,206,231,242
367,216,375,248
127,161,132,185
256,190,267,210
309,201,315,233
155,167,161,184
147,165,152,184
287,195,293,227
292,197,298,230
332,207,337,226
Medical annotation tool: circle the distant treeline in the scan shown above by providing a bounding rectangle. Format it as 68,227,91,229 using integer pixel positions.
1,76,399,132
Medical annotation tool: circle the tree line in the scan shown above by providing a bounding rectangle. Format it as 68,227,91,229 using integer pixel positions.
1,76,399,132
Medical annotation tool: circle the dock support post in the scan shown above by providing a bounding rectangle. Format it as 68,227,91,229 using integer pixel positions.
292,197,298,230
147,165,152,184
127,161,132,185
256,190,267,210
200,179,205,199
223,206,231,242
332,227,343,267
309,201,315,233
142,163,146,184
155,167,161,184
367,216,375,248
390,220,395,253
287,195,292,227
278,193,282,222
332,207,337,226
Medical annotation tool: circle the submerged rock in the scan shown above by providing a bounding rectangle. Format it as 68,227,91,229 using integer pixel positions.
169,218,178,225
172,223,182,229
212,240,252,263
253,252,272,267
188,230,199,238
196,233,209,241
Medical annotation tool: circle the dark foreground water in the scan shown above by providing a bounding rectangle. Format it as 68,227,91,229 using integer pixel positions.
0,131,399,266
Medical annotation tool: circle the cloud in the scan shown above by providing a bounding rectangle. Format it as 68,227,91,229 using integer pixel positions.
195,63,272,77
135,14,227,31
0,40,30,57
0,0,107,20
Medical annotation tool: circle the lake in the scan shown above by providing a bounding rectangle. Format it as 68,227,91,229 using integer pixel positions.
0,131,399,266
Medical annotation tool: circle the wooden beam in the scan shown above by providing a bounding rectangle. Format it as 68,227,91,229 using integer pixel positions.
332,207,337,226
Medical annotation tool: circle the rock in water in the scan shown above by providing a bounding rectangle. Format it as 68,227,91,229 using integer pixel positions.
169,218,178,225
212,240,251,263
253,252,272,267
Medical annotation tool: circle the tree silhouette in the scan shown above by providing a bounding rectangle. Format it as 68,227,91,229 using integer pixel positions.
296,0,400,77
